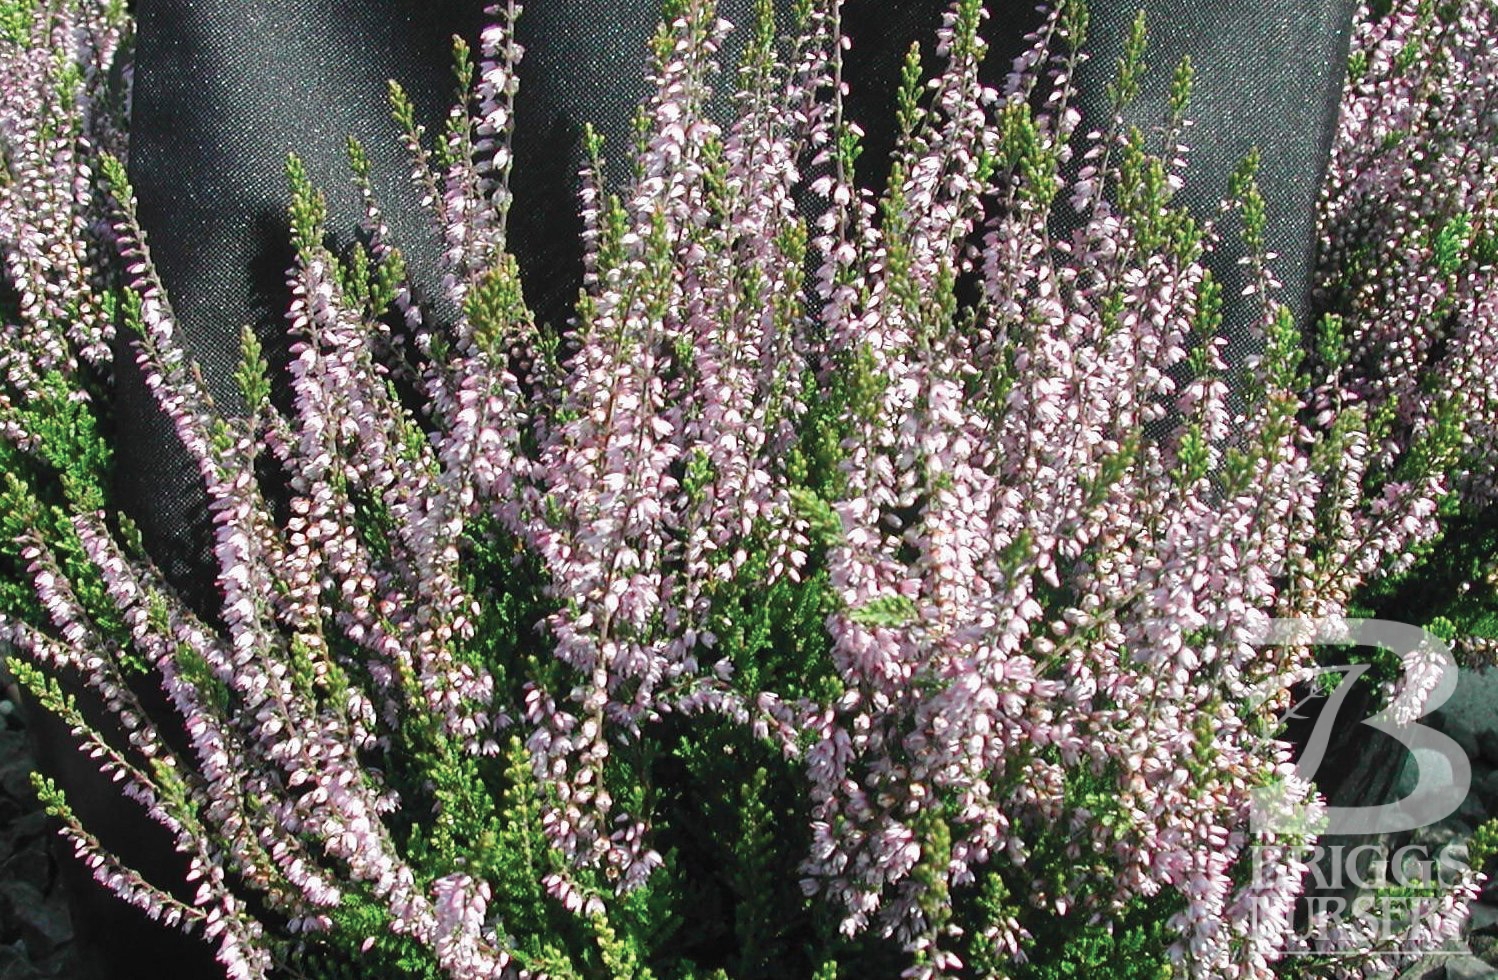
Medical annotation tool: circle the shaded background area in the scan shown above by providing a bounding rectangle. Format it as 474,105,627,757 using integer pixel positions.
117,0,1358,610
0,672,83,980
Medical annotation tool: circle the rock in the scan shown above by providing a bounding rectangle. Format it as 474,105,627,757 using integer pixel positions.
1460,790,1491,826
0,941,42,980
1444,954,1498,979
1476,770,1498,812
1414,819,1473,854
4,812,44,848
0,732,33,801
1399,746,1457,797
0,882,71,959
1397,747,1471,828
1480,727,1498,769
1470,902,1498,936
1443,712,1485,764
0,757,32,803
1389,936,1474,979
1398,955,1450,979
0,848,51,894
0,803,20,848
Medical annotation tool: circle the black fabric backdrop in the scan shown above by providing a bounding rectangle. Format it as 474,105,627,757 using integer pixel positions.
37,2,1362,975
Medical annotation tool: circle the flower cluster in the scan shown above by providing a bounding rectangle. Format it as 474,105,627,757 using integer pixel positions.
1311,0,1498,586
2,0,1498,978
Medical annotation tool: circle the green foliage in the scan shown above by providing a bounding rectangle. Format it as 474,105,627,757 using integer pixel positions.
9,657,78,724
1396,390,1465,486
486,738,587,976
0,371,144,675
1185,272,1224,375
895,43,925,142
1167,56,1194,132
174,638,232,716
319,889,444,980
388,79,420,141
1469,816,1498,874
1262,305,1306,394
726,768,781,976
1107,11,1150,111
638,715,849,979
234,325,273,416
1114,121,1201,265
907,809,953,968
1058,0,1088,52
948,761,1182,979
1231,151,1267,259
1350,504,1498,645
1173,422,1211,488
847,594,919,629
1012,892,1178,980
789,487,843,548
972,762,1183,980
1316,312,1348,371
1,369,111,512
1347,48,1370,86
708,552,842,704
1432,213,1474,277
995,100,1062,210
29,771,73,822
0,0,34,46
466,253,533,356
286,153,329,254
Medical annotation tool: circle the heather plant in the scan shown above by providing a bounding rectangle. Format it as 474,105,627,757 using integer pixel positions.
1316,0,1498,656
3,0,1498,978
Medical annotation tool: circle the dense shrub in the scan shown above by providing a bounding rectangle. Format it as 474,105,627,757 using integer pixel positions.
2,0,1498,977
